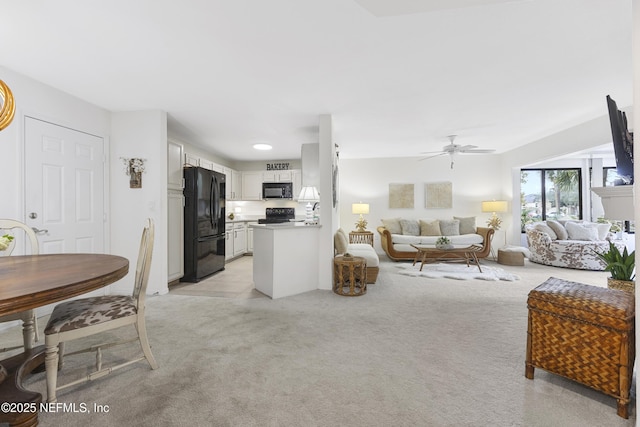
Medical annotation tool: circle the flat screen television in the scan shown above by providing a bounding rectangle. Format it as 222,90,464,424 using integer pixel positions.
606,95,634,185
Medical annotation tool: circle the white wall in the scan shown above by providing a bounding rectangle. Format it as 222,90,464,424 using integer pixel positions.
339,153,507,252
0,65,110,221
0,66,169,297
110,111,169,296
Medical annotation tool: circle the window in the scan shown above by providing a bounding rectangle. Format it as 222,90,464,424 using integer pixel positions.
521,168,582,231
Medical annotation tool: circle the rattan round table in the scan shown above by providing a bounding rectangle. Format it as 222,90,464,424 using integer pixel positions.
333,255,367,296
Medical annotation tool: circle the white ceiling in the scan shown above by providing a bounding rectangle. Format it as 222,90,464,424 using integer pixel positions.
0,0,632,161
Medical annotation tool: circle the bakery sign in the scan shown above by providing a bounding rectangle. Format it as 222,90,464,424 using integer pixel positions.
266,162,290,171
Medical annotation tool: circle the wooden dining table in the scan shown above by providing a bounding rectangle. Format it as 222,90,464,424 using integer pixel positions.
0,253,129,427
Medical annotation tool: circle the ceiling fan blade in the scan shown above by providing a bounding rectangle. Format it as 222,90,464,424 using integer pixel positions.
459,148,496,154
457,145,478,151
418,152,447,161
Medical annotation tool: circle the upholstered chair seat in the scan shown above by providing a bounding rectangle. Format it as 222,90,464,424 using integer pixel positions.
45,295,137,335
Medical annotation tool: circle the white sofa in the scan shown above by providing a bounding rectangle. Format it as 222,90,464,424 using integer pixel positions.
376,217,494,261
524,220,625,270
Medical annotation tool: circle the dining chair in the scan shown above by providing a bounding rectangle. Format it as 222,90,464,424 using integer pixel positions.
44,218,159,402
0,219,40,352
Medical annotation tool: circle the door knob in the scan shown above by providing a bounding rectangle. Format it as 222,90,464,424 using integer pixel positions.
31,227,48,235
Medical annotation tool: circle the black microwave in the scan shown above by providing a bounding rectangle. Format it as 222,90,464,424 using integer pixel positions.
262,182,293,199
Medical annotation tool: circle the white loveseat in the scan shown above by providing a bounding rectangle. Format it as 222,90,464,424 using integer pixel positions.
376,217,494,261
524,220,625,270
334,228,379,283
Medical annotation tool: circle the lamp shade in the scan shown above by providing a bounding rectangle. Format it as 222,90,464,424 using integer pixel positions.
352,203,369,215
481,200,508,213
298,186,320,202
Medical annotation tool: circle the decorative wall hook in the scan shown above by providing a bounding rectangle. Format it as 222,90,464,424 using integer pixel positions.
120,157,146,188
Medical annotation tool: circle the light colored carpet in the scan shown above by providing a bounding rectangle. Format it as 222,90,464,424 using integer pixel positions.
396,262,520,281
2,256,634,426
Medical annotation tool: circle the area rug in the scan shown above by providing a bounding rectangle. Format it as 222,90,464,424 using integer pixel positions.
396,263,520,281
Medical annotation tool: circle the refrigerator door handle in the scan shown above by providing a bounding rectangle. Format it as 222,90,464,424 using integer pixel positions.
211,175,217,232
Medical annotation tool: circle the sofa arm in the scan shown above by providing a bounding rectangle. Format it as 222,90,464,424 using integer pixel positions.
475,227,495,258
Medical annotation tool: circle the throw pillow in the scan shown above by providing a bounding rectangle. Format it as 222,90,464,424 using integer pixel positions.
565,221,599,241
419,219,440,236
439,219,460,236
381,218,402,234
454,216,476,235
593,223,611,240
546,220,568,240
400,219,420,236
334,230,348,254
534,223,557,240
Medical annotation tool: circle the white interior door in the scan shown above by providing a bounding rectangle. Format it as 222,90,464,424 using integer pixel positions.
24,117,105,254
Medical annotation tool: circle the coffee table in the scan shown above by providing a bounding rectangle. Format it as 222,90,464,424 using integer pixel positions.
410,244,483,272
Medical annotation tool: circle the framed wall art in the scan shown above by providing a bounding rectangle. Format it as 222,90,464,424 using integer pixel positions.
425,182,452,209
389,183,414,209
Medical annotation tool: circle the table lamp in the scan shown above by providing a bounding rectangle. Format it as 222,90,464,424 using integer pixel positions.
481,200,508,230
352,203,370,232
298,186,320,223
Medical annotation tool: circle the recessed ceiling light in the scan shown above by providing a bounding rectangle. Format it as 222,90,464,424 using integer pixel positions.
253,143,272,151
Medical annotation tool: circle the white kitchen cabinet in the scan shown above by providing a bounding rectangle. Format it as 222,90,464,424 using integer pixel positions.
224,167,241,200
184,152,199,167
225,223,234,261
242,172,263,200
167,190,184,282
233,223,247,256
263,170,293,182
168,140,184,191
247,222,257,253
292,170,302,200
199,158,214,170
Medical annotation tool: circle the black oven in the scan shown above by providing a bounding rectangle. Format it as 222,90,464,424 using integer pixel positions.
262,182,293,199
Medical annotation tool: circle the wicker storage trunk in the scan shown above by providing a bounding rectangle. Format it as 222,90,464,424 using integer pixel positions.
525,277,635,418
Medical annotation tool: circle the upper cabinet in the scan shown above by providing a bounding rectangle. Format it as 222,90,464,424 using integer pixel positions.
199,158,214,171
168,140,184,191
242,172,263,200
225,167,241,201
263,170,293,182
184,152,199,167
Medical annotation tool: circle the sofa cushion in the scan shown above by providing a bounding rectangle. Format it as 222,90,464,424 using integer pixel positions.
400,219,420,236
565,221,599,241
419,219,440,236
546,220,568,240
381,218,402,234
454,216,476,235
346,243,379,267
439,219,460,236
534,223,557,240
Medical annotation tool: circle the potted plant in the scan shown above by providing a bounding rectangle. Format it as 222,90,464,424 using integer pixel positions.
593,242,635,294
435,236,453,250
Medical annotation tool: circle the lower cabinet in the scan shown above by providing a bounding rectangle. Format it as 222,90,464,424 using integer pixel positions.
247,222,257,253
233,223,246,256
225,223,234,261
168,190,184,282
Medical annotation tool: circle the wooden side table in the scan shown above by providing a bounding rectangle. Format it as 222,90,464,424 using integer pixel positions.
333,255,367,296
349,231,374,246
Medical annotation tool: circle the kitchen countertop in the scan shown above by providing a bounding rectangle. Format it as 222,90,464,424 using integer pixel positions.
250,222,321,229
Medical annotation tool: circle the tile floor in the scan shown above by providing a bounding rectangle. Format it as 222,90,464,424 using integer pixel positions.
170,255,265,299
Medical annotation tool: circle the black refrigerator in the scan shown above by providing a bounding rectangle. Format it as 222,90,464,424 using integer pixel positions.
182,166,226,282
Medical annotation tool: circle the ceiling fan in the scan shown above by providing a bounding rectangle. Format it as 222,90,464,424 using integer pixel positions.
419,135,496,169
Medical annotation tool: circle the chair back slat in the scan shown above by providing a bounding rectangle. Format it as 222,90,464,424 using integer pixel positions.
0,219,39,256
133,219,154,304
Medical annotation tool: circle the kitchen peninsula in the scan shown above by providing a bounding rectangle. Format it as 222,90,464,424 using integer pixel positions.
251,222,321,299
